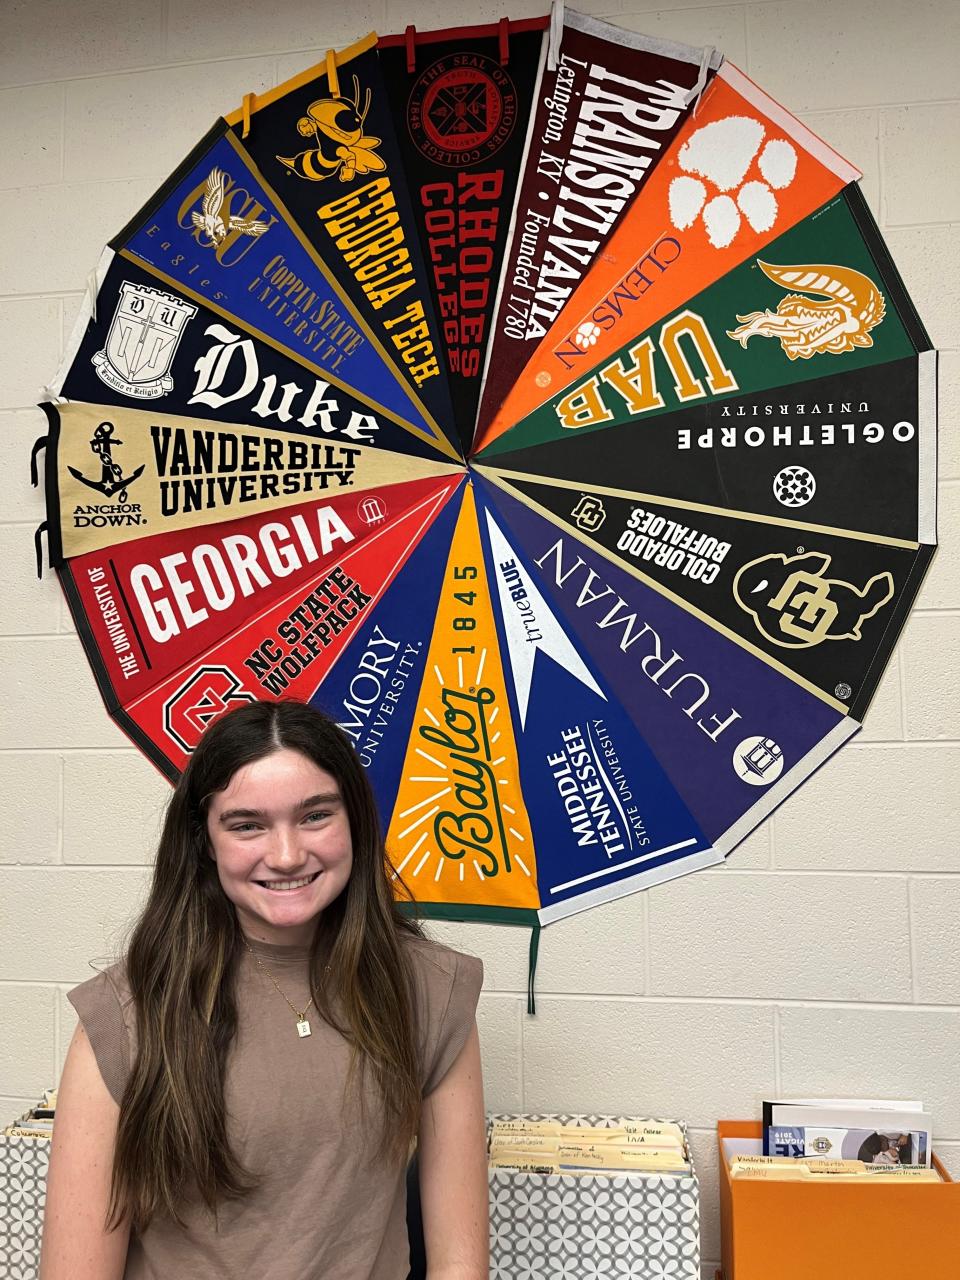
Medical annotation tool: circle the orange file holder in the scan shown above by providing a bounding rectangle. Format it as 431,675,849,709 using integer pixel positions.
718,1120,960,1280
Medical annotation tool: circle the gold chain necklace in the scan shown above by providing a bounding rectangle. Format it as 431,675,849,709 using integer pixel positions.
244,940,326,1039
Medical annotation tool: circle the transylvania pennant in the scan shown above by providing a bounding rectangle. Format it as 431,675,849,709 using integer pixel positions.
475,61,860,453
477,11,721,443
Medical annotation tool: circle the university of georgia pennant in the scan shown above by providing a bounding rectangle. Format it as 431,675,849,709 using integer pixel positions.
378,18,548,455
225,35,458,457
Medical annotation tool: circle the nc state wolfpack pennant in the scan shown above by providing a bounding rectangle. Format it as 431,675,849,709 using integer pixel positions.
378,19,548,454
225,35,457,453
478,11,721,442
56,251,450,465
476,62,861,453
111,122,446,450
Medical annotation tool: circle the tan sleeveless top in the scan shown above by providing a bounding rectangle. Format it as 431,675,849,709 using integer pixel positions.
67,932,483,1280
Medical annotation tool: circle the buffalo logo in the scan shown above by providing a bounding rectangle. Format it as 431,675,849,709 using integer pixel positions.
727,262,885,360
68,421,145,502
92,283,196,399
733,551,894,649
277,76,385,183
571,495,606,533
163,666,257,753
408,54,516,166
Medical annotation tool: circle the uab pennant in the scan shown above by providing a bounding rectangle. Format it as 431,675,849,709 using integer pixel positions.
92,282,196,399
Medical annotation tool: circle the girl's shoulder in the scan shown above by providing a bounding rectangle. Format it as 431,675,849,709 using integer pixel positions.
400,930,483,977
67,959,137,1105
398,932,484,1095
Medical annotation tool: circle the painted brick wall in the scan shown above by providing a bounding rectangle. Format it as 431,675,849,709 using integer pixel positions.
1,1,957,1273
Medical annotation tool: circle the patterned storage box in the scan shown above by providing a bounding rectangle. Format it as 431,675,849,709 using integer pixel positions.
488,1113,700,1280
0,1134,49,1280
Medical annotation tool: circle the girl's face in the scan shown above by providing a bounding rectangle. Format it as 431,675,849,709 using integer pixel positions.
205,748,353,946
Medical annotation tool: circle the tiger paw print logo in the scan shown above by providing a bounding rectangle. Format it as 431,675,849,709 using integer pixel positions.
573,321,601,352
669,116,798,249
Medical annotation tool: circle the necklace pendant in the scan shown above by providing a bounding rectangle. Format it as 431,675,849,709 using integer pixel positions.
297,1018,312,1038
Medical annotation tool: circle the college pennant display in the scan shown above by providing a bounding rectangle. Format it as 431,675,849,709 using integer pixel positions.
378,18,548,454
225,35,458,455
477,11,721,442
34,10,939,939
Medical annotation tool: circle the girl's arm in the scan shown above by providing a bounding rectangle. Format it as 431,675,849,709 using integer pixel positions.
417,1021,488,1280
39,1023,131,1280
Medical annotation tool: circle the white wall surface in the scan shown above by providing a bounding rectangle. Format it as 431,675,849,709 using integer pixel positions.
1,1,957,1273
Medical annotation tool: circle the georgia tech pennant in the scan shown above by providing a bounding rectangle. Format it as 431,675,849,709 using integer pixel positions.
378,18,548,455
477,11,721,443
225,36,458,453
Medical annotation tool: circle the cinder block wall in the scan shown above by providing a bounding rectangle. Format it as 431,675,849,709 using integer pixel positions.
1,1,957,1272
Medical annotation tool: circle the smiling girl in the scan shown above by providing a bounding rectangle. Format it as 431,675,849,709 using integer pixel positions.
40,701,488,1280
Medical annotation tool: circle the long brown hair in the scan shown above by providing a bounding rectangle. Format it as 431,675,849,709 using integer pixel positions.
108,700,423,1233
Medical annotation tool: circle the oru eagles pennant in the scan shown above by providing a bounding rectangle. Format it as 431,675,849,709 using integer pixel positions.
112,122,451,454
475,61,860,453
225,35,457,452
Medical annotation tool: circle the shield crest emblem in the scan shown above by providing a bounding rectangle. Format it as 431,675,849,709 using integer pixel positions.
92,282,196,398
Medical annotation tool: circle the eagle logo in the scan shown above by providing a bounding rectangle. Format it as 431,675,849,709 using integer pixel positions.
191,167,271,246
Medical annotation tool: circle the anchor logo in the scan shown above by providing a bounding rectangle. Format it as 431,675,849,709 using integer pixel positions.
67,421,145,502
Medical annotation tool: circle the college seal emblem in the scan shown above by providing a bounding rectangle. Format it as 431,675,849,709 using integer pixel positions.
407,53,517,166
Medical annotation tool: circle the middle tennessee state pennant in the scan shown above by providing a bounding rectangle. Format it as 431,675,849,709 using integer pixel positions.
225,35,458,455
378,18,548,455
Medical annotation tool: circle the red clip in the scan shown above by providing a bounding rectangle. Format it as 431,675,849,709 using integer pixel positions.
498,17,510,66
405,24,417,74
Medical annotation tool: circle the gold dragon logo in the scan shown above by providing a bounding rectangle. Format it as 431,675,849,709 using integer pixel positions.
727,261,885,360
